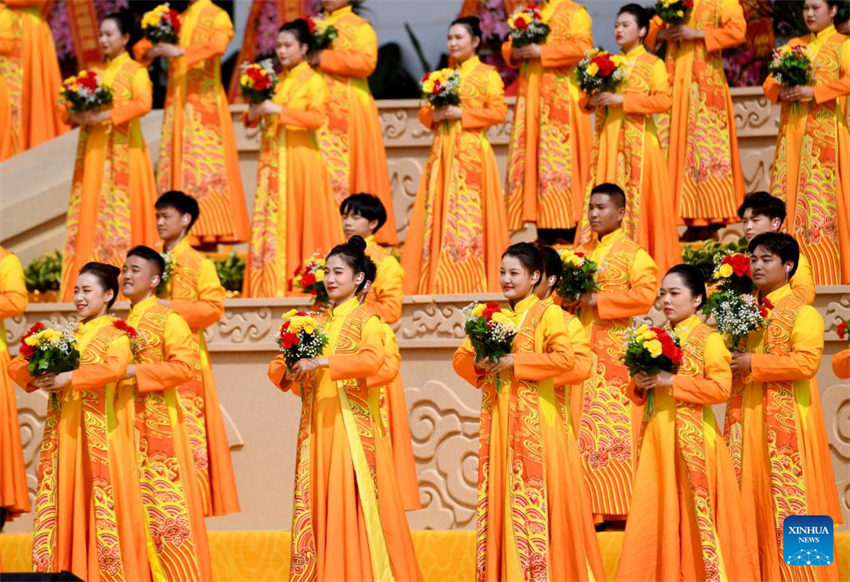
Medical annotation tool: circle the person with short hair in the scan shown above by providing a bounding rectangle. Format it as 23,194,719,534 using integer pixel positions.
727,232,841,580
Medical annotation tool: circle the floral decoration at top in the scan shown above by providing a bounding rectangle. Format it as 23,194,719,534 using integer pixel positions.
290,255,329,304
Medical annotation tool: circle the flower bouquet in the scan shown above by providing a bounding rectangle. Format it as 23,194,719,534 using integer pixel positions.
710,253,755,295
60,70,113,113
112,319,143,357
621,324,682,377
141,3,181,45
462,301,518,391
768,44,814,88
576,48,624,96
290,255,329,304
239,60,278,105
508,5,550,48
19,322,80,409
277,310,329,367
556,249,599,302
156,251,174,297
420,68,462,109
655,0,693,27
306,15,338,49
709,294,772,350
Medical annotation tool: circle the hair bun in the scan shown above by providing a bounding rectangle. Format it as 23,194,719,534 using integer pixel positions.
104,264,121,278
347,235,368,254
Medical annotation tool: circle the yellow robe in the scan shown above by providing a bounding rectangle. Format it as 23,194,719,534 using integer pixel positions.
60,51,158,301
791,254,817,304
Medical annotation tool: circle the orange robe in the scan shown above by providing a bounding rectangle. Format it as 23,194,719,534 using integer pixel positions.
647,0,746,225
833,347,850,378
723,284,841,581
0,75,12,160
0,0,68,157
551,301,593,437
401,56,510,294
9,316,151,581
162,237,240,516
134,0,250,244
124,296,211,581
60,51,158,302
576,228,658,519
267,298,422,582
617,316,759,581
502,0,593,230
764,27,850,285
576,45,682,275
316,5,397,246
0,247,30,520
242,61,341,298
453,294,605,581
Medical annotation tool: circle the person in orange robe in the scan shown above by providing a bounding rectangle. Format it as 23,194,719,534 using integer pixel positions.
242,20,341,298
0,76,12,160
618,264,759,581
401,17,509,294
120,246,212,581
572,183,659,525
314,0,398,245
340,193,420,510
453,243,605,581
727,233,841,581
763,0,850,285
0,246,30,528
646,0,746,233
155,190,240,516
268,237,423,582
738,191,816,304
576,4,681,274
60,12,158,302
536,245,593,436
9,263,151,580
134,0,250,244
0,0,68,157
502,0,593,240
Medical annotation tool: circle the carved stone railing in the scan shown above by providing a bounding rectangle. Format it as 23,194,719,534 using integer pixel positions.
4,285,849,533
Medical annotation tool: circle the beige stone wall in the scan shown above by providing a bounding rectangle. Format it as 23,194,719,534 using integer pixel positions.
3,287,849,533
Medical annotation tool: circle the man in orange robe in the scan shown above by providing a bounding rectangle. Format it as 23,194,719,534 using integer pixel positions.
155,191,240,516
573,183,658,525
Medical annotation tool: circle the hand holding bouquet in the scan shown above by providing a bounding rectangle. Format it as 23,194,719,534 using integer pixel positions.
290,255,329,305
463,302,518,389
306,15,338,49
556,249,599,302
60,70,112,113
621,324,682,377
19,322,80,409
277,310,329,368
769,44,814,88
508,6,550,48
577,49,625,97
421,68,462,109
239,60,278,105
141,3,181,45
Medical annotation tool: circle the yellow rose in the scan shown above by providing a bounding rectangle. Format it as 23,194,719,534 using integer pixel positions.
25,335,40,347
282,309,300,319
315,268,325,283
644,339,663,358
716,263,733,278
642,330,657,340
610,55,624,67
490,311,512,325
472,303,486,316
676,9,684,17
289,315,316,335
422,78,435,94
240,74,250,86
586,62,599,76
633,324,648,337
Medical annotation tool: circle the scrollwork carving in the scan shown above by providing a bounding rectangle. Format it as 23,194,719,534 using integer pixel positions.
210,307,275,347
399,303,468,341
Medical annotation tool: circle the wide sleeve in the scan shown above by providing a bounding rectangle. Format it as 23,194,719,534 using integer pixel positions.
318,20,377,78
750,306,824,382
501,39,517,68
170,258,225,330
267,355,294,394
7,356,38,392
133,314,197,393
367,325,400,388
328,317,385,380
132,38,154,66
461,69,508,129
832,348,850,379
279,75,328,130
0,253,28,319
812,38,850,104
555,315,592,385
366,257,404,324
645,16,664,54
623,59,671,115
418,103,435,129
763,74,781,104
596,249,659,320
71,335,132,390
452,338,485,388
672,332,732,404
110,67,152,126
514,306,575,381
703,0,746,54
790,255,816,305
182,10,233,66
540,7,593,69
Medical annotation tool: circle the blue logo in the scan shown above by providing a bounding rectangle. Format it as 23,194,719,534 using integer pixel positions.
783,515,833,566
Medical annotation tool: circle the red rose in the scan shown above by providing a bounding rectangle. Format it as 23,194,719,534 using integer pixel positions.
300,272,316,288
296,311,308,316
575,252,585,257
281,321,291,333
486,301,500,309
421,72,431,84
168,9,181,31
19,343,35,359
19,322,46,360
280,332,299,349
513,16,529,30
433,81,443,93
591,54,617,77
112,319,138,339
306,18,317,33
838,321,848,340
79,76,98,91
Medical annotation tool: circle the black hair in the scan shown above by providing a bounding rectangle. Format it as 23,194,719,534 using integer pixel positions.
127,245,166,278
665,264,708,310
155,190,200,230
502,242,544,286
589,182,627,210
617,4,653,33
539,245,562,288
279,19,317,54
102,11,139,51
737,191,787,223
79,262,120,309
339,193,387,233
450,16,482,44
748,232,800,278
326,235,376,294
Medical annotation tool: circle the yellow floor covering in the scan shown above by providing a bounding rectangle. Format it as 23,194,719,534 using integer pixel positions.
1,530,848,580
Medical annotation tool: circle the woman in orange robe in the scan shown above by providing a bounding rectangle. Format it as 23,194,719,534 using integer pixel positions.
618,264,759,581
453,243,605,582
314,0,397,245
646,0,746,229
763,0,850,285
242,20,341,298
60,13,158,302
0,246,30,526
267,237,422,582
502,0,593,236
576,5,681,274
0,0,68,157
134,0,250,244
401,17,509,294
9,263,151,581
